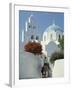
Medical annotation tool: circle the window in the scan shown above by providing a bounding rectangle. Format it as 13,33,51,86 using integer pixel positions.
28,23,32,28
36,36,39,40
31,35,34,40
50,34,53,40
44,35,46,41
33,26,36,29
28,25,31,28
59,34,60,40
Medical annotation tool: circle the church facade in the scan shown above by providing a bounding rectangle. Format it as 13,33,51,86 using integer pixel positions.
22,14,64,60
41,22,63,59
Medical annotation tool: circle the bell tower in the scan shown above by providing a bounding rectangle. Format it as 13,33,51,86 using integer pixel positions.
24,14,39,44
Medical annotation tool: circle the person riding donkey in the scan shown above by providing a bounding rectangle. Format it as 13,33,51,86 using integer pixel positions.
41,56,52,78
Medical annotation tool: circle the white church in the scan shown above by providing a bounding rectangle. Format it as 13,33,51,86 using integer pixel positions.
22,14,64,60
19,14,64,79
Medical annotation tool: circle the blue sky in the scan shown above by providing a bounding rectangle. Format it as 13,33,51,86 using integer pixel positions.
19,10,64,42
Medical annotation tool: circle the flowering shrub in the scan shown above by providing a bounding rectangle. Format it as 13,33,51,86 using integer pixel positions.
24,41,42,55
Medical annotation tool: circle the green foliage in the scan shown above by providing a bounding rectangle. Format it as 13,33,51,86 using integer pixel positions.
50,51,64,64
50,35,64,64
58,35,64,51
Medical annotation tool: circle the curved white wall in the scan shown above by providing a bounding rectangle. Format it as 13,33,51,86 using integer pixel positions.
19,51,43,79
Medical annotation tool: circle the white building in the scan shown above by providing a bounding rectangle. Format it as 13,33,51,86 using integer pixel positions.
22,14,64,59
20,14,64,78
41,22,63,59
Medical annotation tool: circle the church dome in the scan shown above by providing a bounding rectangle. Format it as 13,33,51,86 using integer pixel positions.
45,22,62,32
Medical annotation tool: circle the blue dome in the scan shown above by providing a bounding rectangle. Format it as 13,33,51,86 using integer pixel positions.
45,23,63,32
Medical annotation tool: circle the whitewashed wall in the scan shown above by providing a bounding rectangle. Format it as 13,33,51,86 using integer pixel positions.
19,50,43,79
52,59,64,77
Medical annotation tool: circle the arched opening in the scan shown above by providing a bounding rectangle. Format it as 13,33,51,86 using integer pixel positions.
36,36,39,40
50,34,53,40
31,35,34,40
59,34,61,40
28,23,31,28
33,26,36,29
